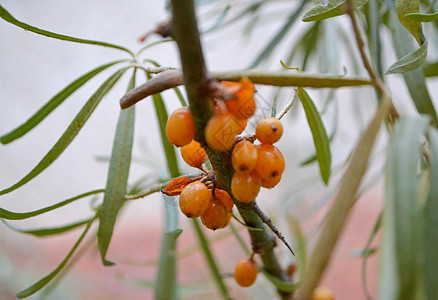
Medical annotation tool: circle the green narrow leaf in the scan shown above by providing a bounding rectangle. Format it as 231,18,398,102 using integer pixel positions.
0,60,127,144
362,212,382,300
155,195,182,300
0,5,134,56
423,61,438,77
202,4,231,34
98,70,136,266
0,68,128,196
249,0,307,68
16,216,95,298
297,88,331,185
173,87,188,107
384,39,428,74
424,129,438,299
0,189,103,220
229,222,251,256
146,73,179,178
302,0,368,22
287,217,307,281
380,116,429,300
1,218,91,237
405,12,438,21
262,270,299,293
387,9,438,126
191,219,230,300
395,0,422,44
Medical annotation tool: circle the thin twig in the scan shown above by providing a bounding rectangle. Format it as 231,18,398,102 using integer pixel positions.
276,88,298,120
124,182,168,200
345,0,399,123
250,202,295,256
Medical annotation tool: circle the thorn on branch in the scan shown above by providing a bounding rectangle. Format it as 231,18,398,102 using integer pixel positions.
250,202,295,256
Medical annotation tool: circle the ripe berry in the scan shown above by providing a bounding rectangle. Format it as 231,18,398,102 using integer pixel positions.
214,189,234,212
254,144,285,180
166,107,195,147
231,171,261,203
234,258,258,287
261,174,282,189
222,78,256,120
201,196,229,230
312,287,335,300
179,182,210,218
255,117,283,144
180,140,206,169
232,140,258,173
205,113,242,151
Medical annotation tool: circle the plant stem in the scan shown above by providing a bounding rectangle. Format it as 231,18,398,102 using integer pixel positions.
170,0,291,298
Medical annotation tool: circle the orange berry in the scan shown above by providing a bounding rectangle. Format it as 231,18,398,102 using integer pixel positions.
254,144,285,180
221,214,232,228
179,182,210,218
261,174,282,189
234,258,258,287
205,113,241,151
214,189,234,212
255,117,283,144
201,196,229,230
231,171,261,203
180,140,206,169
232,140,258,173
237,118,247,134
222,77,256,120
166,107,195,147
312,287,335,300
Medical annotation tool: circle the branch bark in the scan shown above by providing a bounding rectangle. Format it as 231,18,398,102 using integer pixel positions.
170,0,290,298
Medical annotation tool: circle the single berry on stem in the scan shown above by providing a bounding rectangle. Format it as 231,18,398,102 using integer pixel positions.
205,113,242,151
232,140,258,173
213,188,234,212
222,77,256,120
312,287,335,300
231,171,261,203
179,182,211,218
255,117,283,144
201,196,229,230
254,144,285,180
166,107,195,147
180,140,207,169
234,258,258,287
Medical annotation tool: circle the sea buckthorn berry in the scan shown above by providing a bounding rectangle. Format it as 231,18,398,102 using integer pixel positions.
166,107,195,147
222,77,256,120
234,258,258,287
180,140,206,169
214,189,234,212
201,196,229,230
221,214,232,228
237,118,247,134
255,117,283,144
254,144,285,180
261,174,282,189
205,113,242,151
179,182,210,218
312,287,335,300
232,140,258,173
231,171,261,203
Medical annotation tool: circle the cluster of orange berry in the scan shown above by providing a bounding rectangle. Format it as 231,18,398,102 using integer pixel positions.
164,77,286,288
